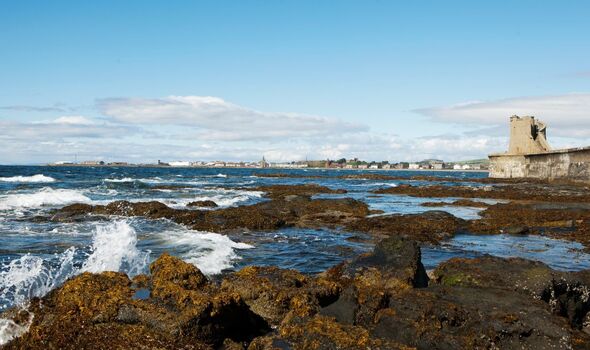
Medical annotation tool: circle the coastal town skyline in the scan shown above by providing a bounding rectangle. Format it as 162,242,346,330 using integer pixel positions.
1,1,590,164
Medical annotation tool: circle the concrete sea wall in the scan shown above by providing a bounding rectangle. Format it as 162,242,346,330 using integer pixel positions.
489,147,590,181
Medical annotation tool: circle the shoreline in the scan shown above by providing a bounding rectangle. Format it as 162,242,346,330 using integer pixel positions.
0,163,490,173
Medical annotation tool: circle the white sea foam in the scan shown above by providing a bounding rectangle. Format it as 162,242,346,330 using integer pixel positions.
0,188,91,211
160,189,263,209
104,177,165,184
215,173,227,178
0,174,56,183
374,183,398,187
161,229,252,275
104,177,136,182
0,313,33,346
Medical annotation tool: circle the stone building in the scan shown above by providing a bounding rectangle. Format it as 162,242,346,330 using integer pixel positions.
489,115,590,181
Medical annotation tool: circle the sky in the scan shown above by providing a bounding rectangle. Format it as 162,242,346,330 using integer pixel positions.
1,0,589,164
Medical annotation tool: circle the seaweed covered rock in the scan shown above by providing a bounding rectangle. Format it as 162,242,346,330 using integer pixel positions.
321,236,428,326
434,256,590,332
249,315,408,350
346,210,466,244
371,285,587,349
2,254,269,349
249,184,347,199
187,200,219,208
221,266,340,325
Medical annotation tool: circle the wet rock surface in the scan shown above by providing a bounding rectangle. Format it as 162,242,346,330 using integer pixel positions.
4,238,590,349
421,199,490,208
469,202,590,249
346,210,467,244
374,183,590,202
187,200,219,208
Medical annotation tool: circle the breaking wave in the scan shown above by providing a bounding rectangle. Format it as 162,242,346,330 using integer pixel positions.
160,228,252,275
0,220,149,344
104,177,136,183
0,188,91,211
0,175,55,183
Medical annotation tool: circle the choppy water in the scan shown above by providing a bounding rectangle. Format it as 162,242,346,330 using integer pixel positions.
1,165,589,316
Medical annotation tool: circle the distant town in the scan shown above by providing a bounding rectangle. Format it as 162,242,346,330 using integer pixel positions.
49,157,489,171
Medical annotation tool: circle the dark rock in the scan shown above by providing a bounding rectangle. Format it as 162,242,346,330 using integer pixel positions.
346,210,465,244
116,305,140,324
504,226,530,235
187,200,218,208
221,266,340,325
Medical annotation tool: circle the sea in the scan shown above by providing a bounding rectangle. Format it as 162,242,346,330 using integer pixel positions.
1,165,589,318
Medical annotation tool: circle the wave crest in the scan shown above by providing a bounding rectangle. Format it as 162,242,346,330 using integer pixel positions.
0,188,91,211
0,175,55,183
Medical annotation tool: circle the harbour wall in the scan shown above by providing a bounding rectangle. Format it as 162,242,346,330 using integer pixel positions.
489,147,590,181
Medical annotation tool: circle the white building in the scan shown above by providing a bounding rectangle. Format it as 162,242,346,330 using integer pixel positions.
169,161,191,167
408,163,420,170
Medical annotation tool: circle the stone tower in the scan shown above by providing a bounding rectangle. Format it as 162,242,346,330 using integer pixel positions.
507,115,551,155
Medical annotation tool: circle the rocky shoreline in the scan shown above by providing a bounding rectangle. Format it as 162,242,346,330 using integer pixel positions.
3,180,590,348
3,237,590,349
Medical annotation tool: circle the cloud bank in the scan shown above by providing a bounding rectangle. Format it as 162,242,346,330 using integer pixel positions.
415,93,590,138
2,93,589,164
97,96,367,141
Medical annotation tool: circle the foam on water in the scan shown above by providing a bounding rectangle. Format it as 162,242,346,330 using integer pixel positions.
161,188,264,209
104,177,136,182
160,229,252,275
373,183,398,187
0,313,33,346
0,175,56,183
0,188,91,211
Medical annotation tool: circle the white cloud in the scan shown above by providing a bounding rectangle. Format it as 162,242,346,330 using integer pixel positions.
51,116,97,125
0,105,67,113
0,117,137,142
97,96,367,141
9,94,575,164
414,93,590,138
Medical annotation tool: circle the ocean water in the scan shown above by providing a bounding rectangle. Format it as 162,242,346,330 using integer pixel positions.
0,165,589,316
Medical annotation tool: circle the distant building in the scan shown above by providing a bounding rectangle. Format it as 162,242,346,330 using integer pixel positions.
369,164,379,169
431,162,444,170
408,163,419,170
453,164,462,170
358,164,368,169
382,163,392,169
80,160,105,165
260,156,269,168
169,161,190,167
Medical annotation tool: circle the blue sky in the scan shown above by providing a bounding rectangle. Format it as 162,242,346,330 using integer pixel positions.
1,0,589,164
